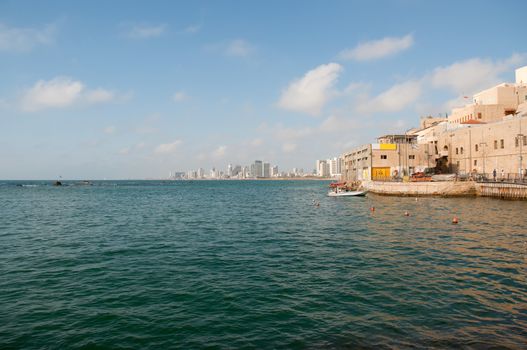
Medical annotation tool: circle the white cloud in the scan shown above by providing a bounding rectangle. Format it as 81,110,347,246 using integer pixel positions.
225,39,254,57
429,53,526,95
282,143,297,153
20,77,117,112
212,145,227,157
21,77,84,112
172,91,189,102
278,63,343,116
103,126,115,134
154,140,183,155
128,24,166,39
338,34,413,61
0,22,56,52
319,115,357,133
86,89,115,103
356,80,422,114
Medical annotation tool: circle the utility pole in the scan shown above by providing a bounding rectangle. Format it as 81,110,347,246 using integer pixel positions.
479,142,487,179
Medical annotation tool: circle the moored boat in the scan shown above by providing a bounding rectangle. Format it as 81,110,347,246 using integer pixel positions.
327,181,367,197
327,189,367,197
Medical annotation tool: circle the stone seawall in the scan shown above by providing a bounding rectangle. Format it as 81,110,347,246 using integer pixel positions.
476,182,527,199
364,181,476,197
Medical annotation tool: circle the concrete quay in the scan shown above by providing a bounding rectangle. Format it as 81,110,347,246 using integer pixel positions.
363,181,476,197
363,180,527,199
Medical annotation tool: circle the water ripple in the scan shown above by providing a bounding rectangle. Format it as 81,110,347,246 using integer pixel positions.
1,180,526,349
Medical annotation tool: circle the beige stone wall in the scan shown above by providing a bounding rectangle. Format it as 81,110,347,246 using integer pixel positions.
449,104,505,124
474,84,519,110
437,115,527,176
342,142,430,182
342,144,371,182
364,180,476,196
517,66,527,85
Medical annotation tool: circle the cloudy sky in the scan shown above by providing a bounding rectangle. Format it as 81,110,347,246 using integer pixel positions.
1,0,526,179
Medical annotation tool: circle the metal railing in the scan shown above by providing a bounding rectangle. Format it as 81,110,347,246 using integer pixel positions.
477,172,527,184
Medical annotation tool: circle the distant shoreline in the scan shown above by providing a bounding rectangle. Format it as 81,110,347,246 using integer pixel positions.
1,178,336,182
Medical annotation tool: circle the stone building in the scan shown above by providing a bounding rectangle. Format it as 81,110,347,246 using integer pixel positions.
341,65,527,182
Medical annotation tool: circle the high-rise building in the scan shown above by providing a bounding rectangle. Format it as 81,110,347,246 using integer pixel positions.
316,160,330,177
227,164,233,177
329,157,343,177
271,165,279,177
232,165,242,177
263,163,270,178
197,168,205,179
254,160,263,178
210,168,218,179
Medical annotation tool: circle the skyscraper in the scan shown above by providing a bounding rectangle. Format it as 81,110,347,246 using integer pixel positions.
329,157,343,177
316,160,330,177
263,163,270,178
254,160,263,178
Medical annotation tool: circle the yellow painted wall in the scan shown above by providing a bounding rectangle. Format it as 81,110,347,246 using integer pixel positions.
372,167,391,180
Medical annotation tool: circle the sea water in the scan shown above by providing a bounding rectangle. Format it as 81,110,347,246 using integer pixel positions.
0,180,526,348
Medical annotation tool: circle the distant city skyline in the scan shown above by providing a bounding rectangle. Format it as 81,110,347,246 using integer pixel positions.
174,156,343,180
1,1,526,179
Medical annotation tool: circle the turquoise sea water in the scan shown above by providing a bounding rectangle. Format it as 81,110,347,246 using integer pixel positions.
1,180,526,349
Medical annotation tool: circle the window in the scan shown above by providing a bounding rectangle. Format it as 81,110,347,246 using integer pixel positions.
475,144,479,152
478,113,482,119
456,148,459,155
500,139,504,149
494,140,498,149
516,137,519,147
460,147,464,154
380,155,387,159
474,160,477,166
409,155,415,160
524,136,527,146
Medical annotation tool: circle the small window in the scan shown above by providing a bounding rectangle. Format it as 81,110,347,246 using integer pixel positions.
500,139,504,149
494,140,498,149
456,148,459,155
460,147,464,154
409,155,415,160
478,113,482,119
523,136,527,146
380,155,387,159
516,137,519,147
475,144,479,152
474,160,477,166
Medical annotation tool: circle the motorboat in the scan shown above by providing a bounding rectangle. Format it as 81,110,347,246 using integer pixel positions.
327,181,367,197
327,189,367,197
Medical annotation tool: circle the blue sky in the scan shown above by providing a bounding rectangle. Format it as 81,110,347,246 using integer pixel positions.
1,0,526,179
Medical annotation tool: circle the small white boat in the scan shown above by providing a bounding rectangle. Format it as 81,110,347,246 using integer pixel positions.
327,189,367,197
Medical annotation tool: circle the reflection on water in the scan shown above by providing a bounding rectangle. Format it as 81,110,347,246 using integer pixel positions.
0,181,526,349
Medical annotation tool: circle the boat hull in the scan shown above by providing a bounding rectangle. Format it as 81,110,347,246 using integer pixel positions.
327,190,367,197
